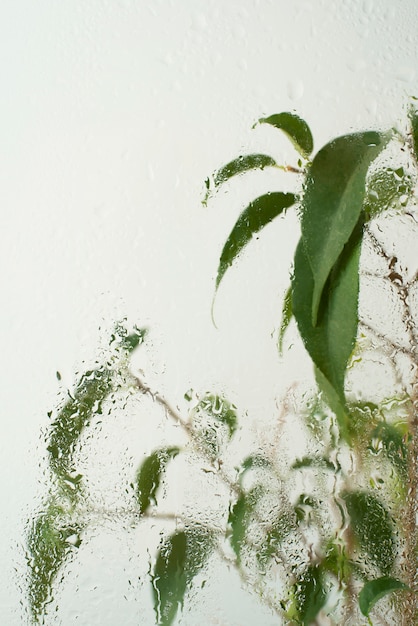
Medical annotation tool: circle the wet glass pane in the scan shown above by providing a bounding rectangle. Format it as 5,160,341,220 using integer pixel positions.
2,1,418,624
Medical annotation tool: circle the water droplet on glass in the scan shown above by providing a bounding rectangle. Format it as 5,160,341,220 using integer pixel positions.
287,79,304,101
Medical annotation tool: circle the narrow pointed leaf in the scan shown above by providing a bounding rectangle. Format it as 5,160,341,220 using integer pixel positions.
343,491,396,575
135,447,180,514
315,367,351,442
278,286,293,356
47,366,113,478
228,485,263,564
301,130,392,325
408,105,418,160
203,154,278,203
359,577,410,616
292,221,362,409
215,192,296,292
152,528,213,626
257,112,314,158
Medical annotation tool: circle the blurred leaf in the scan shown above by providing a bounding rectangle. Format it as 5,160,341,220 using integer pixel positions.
203,153,278,204
241,454,273,471
343,491,396,575
301,130,391,325
295,565,327,625
136,447,180,514
364,167,413,219
27,505,83,621
198,394,238,438
371,422,408,480
408,105,418,160
229,485,264,564
110,323,147,353
294,493,318,523
293,222,362,410
257,511,297,570
345,401,381,442
278,286,293,356
47,367,113,478
359,577,410,616
292,456,335,471
257,112,314,158
152,528,213,626
323,540,352,582
215,192,296,294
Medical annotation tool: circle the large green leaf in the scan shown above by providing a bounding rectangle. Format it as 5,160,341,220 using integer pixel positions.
359,577,410,617
135,447,180,514
301,130,391,325
257,112,314,158
292,222,362,408
152,528,213,626
203,153,277,204
215,192,296,293
343,491,396,575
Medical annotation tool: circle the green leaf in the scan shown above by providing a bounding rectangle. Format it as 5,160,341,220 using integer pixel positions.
110,322,148,353
152,528,213,626
295,565,327,625
198,394,238,438
278,286,293,356
364,167,413,219
257,112,314,158
257,511,297,570
371,422,408,480
47,367,113,479
135,447,180,514
292,222,362,409
301,130,391,325
359,577,410,616
343,491,396,575
292,456,335,471
315,367,351,442
215,192,296,294
203,153,278,204
241,454,273,472
228,485,263,564
323,539,352,582
408,105,418,160
27,505,83,621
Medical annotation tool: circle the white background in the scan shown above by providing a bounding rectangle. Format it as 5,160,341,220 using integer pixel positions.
1,1,418,623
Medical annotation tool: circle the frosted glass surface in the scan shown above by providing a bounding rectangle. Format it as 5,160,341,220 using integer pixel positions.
1,1,418,624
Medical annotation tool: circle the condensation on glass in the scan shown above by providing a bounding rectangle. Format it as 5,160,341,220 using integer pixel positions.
2,1,418,625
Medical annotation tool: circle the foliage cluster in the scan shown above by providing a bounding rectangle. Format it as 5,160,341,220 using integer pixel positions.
26,107,418,625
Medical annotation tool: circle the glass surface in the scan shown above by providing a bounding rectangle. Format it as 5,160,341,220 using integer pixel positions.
1,1,418,624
